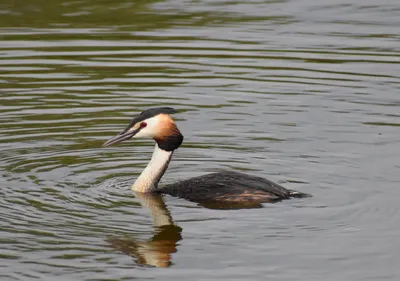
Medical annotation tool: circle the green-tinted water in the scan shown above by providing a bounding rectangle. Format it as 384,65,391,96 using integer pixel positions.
1,0,400,280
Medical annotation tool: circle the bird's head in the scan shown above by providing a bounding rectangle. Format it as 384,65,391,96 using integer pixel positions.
103,107,183,151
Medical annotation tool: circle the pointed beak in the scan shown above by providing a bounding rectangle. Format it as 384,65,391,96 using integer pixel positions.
102,127,140,147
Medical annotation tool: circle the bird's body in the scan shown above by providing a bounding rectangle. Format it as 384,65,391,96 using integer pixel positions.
160,171,306,203
103,107,310,207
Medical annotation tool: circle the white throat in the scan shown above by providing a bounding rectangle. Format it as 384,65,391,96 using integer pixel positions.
132,144,173,193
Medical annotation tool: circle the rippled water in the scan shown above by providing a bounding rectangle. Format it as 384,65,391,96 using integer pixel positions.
1,0,400,280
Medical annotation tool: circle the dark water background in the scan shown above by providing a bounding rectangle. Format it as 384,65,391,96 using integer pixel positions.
1,0,400,280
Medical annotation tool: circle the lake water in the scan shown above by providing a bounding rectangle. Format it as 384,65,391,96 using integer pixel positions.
1,0,400,280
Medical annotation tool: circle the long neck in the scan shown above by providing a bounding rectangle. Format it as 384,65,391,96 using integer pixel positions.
132,144,173,193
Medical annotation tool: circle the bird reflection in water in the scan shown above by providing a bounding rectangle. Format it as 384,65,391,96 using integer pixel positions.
107,192,182,268
106,192,273,267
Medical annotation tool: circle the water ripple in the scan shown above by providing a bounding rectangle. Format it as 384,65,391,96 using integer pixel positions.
1,0,400,280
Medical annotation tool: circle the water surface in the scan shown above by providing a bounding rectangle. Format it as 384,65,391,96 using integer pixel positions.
1,0,400,280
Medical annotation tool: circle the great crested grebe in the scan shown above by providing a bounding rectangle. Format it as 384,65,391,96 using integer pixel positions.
103,107,310,206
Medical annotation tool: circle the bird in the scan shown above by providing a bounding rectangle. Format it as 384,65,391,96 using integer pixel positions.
103,107,310,208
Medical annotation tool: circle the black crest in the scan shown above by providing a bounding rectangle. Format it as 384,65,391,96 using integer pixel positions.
123,107,178,133
139,107,178,121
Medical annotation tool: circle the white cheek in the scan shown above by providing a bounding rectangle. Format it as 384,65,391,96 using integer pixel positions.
133,128,154,138
132,116,160,138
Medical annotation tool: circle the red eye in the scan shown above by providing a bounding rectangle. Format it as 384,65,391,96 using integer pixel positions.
140,122,147,128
